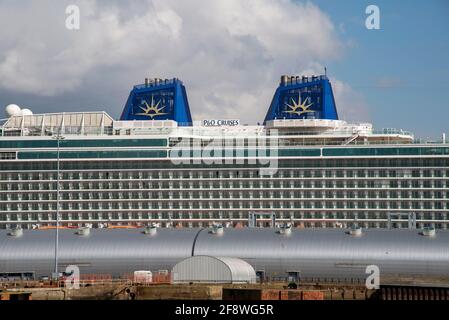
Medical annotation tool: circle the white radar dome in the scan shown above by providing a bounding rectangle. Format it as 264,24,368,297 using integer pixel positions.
5,104,21,117
21,108,33,116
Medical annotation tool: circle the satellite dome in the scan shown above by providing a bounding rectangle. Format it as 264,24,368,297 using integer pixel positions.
21,108,33,116
5,104,21,117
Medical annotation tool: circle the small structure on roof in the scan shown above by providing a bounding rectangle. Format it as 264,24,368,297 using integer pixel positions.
2,111,113,136
172,255,256,284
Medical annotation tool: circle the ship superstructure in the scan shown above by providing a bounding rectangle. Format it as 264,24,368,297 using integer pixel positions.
0,75,448,230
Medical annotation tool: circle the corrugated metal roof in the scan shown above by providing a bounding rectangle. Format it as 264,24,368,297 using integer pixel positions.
0,228,198,277
172,255,256,283
194,228,449,279
1,228,448,280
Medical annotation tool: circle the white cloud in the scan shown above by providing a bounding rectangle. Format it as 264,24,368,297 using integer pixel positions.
331,79,371,122
375,76,403,88
0,0,369,123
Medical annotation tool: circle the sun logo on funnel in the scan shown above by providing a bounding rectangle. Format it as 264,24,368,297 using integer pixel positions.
284,94,314,116
135,95,168,119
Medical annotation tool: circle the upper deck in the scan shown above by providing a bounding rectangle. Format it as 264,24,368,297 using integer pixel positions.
0,73,440,148
0,111,416,147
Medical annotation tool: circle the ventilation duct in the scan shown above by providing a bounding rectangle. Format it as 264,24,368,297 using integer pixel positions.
349,226,363,236
421,227,436,237
7,228,23,237
143,224,157,236
76,227,90,236
278,223,292,235
211,223,224,235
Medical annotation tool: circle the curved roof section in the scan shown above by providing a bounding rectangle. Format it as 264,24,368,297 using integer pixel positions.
1,228,449,279
0,228,198,277
194,228,449,279
215,256,257,283
172,255,256,283
195,228,449,261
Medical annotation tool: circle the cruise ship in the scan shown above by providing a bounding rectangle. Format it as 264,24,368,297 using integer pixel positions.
0,75,448,230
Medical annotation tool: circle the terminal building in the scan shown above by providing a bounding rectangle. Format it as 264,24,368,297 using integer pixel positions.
0,75,448,230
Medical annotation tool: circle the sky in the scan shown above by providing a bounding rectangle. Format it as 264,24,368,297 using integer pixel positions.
0,0,448,138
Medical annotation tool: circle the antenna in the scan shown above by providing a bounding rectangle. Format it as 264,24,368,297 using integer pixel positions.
324,66,327,77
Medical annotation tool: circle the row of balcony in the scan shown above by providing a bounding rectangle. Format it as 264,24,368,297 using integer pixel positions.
1,182,448,192
0,205,449,214
1,194,448,202
2,169,448,180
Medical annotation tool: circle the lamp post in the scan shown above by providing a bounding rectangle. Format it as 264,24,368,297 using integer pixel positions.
52,134,65,279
